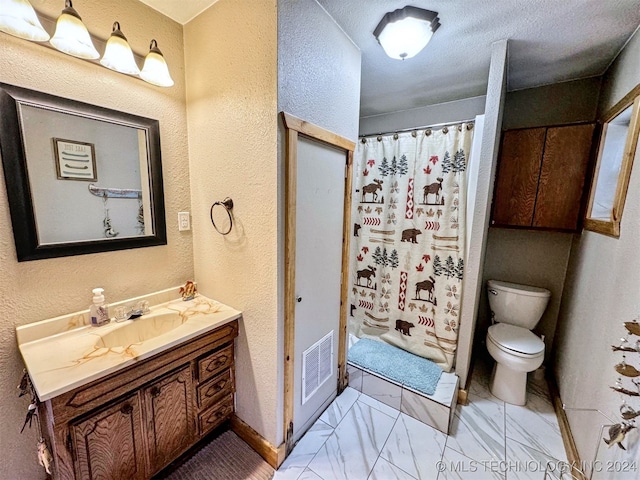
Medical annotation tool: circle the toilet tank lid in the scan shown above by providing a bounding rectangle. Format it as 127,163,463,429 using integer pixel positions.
487,280,550,298
488,323,545,355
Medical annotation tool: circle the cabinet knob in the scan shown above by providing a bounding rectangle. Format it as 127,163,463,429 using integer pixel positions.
150,386,161,397
296,296,302,303
120,403,133,415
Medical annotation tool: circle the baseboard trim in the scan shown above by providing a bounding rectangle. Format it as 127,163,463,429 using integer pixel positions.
457,388,469,406
230,414,286,469
547,375,586,480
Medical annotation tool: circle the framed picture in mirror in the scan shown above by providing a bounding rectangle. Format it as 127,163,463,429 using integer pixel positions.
584,85,640,238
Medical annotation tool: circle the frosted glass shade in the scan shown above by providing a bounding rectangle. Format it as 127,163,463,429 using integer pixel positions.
374,7,440,60
100,22,140,75
140,40,174,87
49,2,99,59
0,0,50,41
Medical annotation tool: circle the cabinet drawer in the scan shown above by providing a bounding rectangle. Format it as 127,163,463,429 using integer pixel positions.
198,394,234,436
197,369,233,410
197,345,233,382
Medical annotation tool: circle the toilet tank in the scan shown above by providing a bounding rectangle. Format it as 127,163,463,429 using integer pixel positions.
487,280,551,329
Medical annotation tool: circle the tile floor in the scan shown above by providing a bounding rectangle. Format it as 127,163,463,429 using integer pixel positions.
274,359,572,480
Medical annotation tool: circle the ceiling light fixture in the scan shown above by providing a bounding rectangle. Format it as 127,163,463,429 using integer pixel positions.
100,21,140,75
140,39,174,87
373,6,440,60
0,0,50,42
49,0,99,59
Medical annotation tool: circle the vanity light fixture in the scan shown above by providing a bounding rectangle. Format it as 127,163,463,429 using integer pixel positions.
49,0,99,59
0,0,50,41
373,6,440,60
140,39,174,87
100,21,140,75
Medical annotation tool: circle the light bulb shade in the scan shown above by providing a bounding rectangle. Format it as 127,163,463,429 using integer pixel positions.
0,0,50,41
49,1,99,59
100,22,140,75
373,6,440,60
140,40,174,87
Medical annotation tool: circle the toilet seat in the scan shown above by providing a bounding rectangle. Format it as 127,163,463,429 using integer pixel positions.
487,323,544,357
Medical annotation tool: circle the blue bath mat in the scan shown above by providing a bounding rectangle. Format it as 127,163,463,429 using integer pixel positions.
348,338,443,395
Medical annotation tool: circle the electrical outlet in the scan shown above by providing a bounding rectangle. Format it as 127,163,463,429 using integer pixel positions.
178,212,190,231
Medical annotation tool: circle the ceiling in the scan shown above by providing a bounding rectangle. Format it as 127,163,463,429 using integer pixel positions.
142,0,640,118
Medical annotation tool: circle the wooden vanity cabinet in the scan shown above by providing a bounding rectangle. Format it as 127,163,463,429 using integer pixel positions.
491,123,595,231
41,320,238,480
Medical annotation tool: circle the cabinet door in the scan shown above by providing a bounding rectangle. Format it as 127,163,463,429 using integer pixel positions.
71,393,146,480
492,128,546,226
143,365,195,474
533,124,595,230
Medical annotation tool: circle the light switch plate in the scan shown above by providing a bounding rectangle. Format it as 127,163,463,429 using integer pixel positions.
178,211,190,231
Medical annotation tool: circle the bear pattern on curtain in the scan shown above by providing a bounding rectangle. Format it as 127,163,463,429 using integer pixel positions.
350,124,474,372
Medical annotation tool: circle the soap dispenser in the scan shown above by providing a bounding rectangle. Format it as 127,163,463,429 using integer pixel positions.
90,288,110,326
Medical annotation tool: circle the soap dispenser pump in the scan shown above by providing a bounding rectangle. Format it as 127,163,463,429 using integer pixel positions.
90,288,110,326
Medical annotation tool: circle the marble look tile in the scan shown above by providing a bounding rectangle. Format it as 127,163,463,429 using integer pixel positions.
359,392,401,418
370,457,417,480
319,386,360,428
447,392,505,463
308,400,396,480
505,389,566,461
347,364,363,392
424,371,459,407
276,419,334,479
438,447,505,480
505,438,569,480
380,412,447,479
401,387,450,433
362,372,403,410
297,469,324,480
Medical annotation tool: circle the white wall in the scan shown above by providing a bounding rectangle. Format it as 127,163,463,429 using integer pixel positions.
554,26,640,476
184,0,279,446
359,96,486,136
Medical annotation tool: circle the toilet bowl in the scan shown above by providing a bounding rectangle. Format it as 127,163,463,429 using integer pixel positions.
486,280,550,405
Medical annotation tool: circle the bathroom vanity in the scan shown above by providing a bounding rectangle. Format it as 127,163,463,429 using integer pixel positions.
16,289,241,479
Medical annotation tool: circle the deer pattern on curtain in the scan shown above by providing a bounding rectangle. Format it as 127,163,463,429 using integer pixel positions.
349,124,474,372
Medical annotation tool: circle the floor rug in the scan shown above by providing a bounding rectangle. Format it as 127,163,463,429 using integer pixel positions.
161,430,274,480
348,338,443,395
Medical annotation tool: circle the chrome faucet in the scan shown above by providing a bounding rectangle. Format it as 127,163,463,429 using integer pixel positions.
114,301,150,322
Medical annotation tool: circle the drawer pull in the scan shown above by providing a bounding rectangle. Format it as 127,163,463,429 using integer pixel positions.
207,357,227,372
150,386,161,398
120,403,133,415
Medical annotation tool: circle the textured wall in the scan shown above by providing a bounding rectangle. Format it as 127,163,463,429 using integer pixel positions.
0,1,190,478
359,96,486,136
184,0,279,446
554,27,640,473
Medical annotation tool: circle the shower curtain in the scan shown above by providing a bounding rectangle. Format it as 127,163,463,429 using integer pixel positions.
349,124,474,372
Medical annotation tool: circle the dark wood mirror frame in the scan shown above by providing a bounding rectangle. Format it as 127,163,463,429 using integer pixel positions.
0,83,167,261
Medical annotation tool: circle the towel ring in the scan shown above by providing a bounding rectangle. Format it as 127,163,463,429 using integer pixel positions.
210,197,234,235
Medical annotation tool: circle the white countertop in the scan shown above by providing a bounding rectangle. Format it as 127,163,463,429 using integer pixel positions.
17,290,241,401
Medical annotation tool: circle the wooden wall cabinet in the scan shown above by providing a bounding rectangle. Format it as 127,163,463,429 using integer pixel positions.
41,320,238,480
491,123,595,231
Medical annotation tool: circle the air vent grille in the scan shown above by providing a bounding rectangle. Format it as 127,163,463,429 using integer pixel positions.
302,330,334,404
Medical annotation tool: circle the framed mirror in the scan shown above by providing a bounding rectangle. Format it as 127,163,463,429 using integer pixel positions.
0,83,166,261
584,85,640,238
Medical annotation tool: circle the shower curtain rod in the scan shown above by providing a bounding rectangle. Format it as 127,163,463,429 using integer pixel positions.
360,118,475,139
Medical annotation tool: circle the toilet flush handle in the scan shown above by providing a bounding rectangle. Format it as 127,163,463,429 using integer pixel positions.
488,289,498,295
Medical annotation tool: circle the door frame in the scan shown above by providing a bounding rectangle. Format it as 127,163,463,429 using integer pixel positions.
281,112,354,454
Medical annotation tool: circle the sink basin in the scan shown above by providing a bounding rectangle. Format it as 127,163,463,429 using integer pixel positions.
96,311,185,348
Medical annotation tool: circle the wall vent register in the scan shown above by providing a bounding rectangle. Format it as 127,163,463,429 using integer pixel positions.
302,330,333,404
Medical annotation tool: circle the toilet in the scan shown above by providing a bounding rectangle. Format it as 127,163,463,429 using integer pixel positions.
486,279,550,405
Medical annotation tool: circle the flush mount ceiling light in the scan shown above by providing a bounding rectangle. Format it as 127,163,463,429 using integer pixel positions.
49,0,99,59
100,21,140,75
373,6,440,60
140,39,174,87
0,0,50,41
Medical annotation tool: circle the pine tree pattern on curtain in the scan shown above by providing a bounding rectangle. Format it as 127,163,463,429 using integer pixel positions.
349,125,474,372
